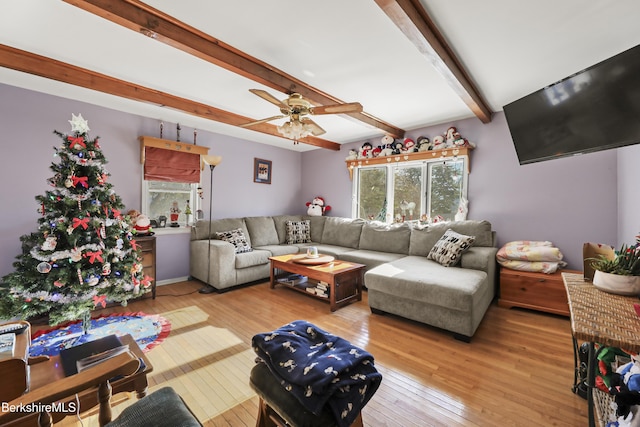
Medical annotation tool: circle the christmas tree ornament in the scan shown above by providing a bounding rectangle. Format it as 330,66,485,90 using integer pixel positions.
68,113,90,134
67,135,86,150
102,262,111,275
42,236,57,251
37,262,52,274
54,281,64,288
64,177,73,188
86,276,99,286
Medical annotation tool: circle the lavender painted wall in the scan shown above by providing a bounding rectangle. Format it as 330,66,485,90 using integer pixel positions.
301,112,622,270
617,144,640,245
0,83,303,281
1,82,636,278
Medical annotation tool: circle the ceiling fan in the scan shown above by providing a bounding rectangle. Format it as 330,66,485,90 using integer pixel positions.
240,89,363,139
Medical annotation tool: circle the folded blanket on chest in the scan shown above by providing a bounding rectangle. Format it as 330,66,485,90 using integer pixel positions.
252,320,382,427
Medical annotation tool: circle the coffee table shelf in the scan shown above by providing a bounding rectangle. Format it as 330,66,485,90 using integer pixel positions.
269,254,365,311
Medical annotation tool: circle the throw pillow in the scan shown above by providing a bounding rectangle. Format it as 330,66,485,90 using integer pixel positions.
215,228,253,254
286,220,311,244
427,229,475,267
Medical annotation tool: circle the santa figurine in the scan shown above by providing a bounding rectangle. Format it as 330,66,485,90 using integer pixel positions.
306,196,331,216
134,214,152,234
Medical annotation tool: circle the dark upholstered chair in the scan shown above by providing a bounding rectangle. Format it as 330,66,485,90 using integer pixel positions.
106,386,201,427
250,361,364,427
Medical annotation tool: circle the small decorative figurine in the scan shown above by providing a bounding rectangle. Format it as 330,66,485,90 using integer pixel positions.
170,201,181,227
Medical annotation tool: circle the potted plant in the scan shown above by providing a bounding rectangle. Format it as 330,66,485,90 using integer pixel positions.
590,234,640,295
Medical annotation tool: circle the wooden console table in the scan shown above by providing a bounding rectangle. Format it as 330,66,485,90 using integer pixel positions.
563,272,640,427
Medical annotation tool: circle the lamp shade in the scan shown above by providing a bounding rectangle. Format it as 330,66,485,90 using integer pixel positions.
202,155,222,166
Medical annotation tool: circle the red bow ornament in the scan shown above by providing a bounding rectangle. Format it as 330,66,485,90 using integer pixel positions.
72,175,88,188
72,217,90,230
130,239,139,251
141,275,154,288
92,295,107,308
84,250,103,264
67,136,86,150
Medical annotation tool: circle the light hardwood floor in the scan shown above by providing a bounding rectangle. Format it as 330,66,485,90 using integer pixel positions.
58,280,588,426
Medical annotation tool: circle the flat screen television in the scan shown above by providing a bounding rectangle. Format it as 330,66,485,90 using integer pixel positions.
503,43,640,165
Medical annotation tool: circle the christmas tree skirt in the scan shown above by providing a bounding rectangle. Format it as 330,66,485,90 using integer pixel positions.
29,311,170,357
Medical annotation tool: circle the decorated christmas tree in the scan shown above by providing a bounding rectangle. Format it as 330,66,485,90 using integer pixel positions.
0,114,151,326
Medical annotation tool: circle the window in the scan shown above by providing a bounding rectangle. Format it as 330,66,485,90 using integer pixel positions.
142,180,200,228
352,157,467,223
139,136,207,229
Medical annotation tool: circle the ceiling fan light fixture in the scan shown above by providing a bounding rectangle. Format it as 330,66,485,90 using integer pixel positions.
277,119,313,140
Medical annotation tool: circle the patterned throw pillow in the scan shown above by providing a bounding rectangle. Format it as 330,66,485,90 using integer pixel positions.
215,228,252,254
286,220,311,244
427,229,475,267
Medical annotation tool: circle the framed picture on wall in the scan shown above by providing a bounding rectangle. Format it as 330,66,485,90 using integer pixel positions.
254,158,272,184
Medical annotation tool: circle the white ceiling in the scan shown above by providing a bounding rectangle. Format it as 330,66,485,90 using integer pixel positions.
1,0,639,152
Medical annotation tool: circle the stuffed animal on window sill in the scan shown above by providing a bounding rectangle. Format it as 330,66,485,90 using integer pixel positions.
358,142,373,159
403,138,417,152
446,126,476,148
380,135,394,156
345,149,358,161
431,135,446,151
417,136,432,152
391,141,404,155
306,196,331,216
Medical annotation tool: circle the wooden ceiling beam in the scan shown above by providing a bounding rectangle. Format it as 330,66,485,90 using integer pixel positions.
63,0,405,139
0,44,340,150
375,0,493,123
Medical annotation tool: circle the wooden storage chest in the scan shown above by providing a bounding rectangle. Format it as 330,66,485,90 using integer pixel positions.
498,268,582,316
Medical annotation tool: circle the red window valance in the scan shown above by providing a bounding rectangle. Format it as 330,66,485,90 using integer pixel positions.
143,146,200,183
139,136,210,183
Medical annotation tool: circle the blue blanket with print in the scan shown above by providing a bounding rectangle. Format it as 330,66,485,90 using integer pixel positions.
252,320,382,427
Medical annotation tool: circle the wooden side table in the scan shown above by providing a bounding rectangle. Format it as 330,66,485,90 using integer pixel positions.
136,235,156,299
563,272,640,427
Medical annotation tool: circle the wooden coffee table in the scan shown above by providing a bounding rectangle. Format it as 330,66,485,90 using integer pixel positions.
269,254,365,311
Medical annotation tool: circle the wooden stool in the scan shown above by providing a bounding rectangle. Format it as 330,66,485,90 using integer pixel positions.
249,362,364,427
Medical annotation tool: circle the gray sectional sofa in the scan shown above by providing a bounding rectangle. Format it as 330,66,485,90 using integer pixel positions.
190,215,498,341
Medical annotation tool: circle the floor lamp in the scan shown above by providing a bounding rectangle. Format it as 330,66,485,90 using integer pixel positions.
199,154,223,294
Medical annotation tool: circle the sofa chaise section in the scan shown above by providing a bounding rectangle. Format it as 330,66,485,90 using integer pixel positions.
365,221,498,341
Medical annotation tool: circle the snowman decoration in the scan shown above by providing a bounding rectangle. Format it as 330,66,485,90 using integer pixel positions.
306,196,331,216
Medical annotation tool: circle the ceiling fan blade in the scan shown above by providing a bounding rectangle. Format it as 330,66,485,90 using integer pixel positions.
239,115,286,128
310,102,363,115
249,89,289,110
301,118,326,136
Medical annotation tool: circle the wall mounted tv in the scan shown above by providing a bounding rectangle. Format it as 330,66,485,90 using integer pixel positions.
503,44,640,165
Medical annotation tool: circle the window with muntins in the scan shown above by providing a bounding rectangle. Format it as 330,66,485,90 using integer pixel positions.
352,157,467,223
142,180,199,228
